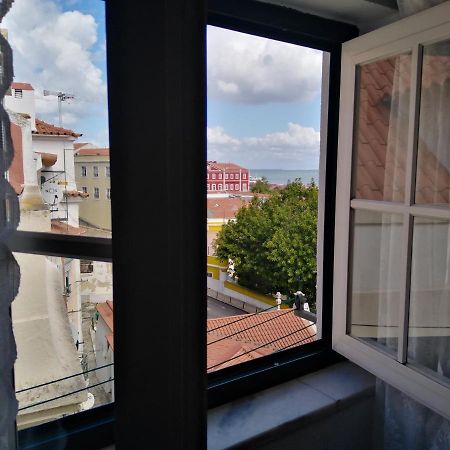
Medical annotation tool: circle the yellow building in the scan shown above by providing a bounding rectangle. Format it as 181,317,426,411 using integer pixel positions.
74,144,111,231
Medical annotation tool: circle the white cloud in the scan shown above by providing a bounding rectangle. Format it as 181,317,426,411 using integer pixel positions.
207,26,323,104
207,126,240,146
3,0,106,130
207,123,320,169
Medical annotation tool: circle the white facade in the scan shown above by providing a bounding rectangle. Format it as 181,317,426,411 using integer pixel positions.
33,135,81,226
5,87,36,131
80,261,113,304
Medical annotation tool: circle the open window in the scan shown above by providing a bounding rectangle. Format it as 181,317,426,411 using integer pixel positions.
334,1,450,420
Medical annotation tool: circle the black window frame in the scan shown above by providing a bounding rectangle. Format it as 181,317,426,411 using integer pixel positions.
9,1,358,448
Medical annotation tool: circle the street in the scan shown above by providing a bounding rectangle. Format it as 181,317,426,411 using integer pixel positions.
207,296,246,319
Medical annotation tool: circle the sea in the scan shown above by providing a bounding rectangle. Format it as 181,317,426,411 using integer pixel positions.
249,169,319,186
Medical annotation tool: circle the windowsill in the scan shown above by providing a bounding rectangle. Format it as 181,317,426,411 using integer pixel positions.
207,361,375,449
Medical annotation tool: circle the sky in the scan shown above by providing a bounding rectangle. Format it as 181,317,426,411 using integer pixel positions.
2,1,323,169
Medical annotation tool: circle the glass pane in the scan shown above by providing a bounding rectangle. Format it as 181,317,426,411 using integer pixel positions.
353,54,412,202
408,217,450,382
415,40,450,206
349,210,403,354
206,26,324,372
3,1,111,237
12,254,113,429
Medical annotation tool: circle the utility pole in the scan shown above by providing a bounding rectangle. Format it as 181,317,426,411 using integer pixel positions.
43,90,75,127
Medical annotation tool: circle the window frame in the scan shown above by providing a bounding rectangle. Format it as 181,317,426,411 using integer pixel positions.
93,165,99,177
333,1,450,420
206,0,358,407
10,0,358,447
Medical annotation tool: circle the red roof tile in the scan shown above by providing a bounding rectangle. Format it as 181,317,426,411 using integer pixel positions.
10,82,34,91
51,220,85,235
97,301,113,333
207,197,248,219
33,118,81,138
75,147,109,156
207,161,247,171
63,190,89,199
207,309,316,372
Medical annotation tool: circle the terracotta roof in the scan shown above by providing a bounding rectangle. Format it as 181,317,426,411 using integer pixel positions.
51,220,85,235
207,197,248,219
75,147,109,156
207,309,316,372
10,82,34,91
97,301,114,333
63,190,89,199
33,118,81,138
106,333,114,351
354,54,450,204
207,161,247,171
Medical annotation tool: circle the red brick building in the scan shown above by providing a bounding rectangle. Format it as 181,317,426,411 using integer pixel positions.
206,161,249,193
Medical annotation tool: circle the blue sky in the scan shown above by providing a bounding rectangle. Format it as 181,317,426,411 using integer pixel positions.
3,1,323,169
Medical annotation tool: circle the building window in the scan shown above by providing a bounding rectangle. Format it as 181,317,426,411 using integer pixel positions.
207,173,210,180
219,173,222,179
82,186,87,194
334,5,450,418
212,184,216,191
243,173,247,180
212,173,216,179
242,183,247,192
93,166,99,177
234,183,239,190
230,174,234,180
107,188,111,200
80,260,94,274
81,166,87,177
94,187,100,199
225,173,229,179
207,184,210,190
106,166,110,177
225,184,228,190
14,88,22,98
218,184,222,190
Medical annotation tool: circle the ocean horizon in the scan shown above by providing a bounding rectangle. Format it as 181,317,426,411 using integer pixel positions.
249,169,319,185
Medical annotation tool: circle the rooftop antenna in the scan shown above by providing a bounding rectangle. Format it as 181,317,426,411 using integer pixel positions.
43,90,75,127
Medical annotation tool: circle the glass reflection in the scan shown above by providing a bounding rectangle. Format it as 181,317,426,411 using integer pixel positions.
349,210,403,354
353,54,411,202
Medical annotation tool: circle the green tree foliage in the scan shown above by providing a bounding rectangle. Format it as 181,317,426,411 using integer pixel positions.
215,179,318,307
250,176,271,193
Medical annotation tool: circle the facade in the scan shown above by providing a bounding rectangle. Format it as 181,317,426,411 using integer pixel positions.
74,144,111,231
206,161,249,193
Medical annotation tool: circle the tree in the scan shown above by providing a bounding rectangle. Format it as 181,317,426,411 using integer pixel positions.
214,179,318,308
250,176,271,193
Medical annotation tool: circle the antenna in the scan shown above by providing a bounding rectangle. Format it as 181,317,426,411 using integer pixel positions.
43,90,75,128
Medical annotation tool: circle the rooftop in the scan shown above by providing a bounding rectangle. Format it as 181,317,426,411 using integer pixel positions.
9,82,34,91
33,118,81,138
207,309,316,372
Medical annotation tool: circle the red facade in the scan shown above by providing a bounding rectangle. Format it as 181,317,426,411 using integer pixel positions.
206,161,249,193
